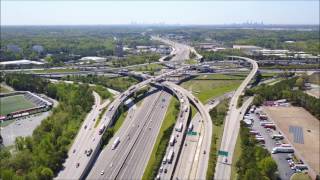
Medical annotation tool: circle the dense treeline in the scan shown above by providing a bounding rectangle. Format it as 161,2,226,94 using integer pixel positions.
1,73,94,179
247,77,320,119
1,26,157,62
62,74,138,92
236,122,278,180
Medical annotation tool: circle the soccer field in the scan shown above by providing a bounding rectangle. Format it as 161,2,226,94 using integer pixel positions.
0,95,36,115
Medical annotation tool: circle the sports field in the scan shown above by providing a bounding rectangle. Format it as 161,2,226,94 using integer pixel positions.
0,95,36,115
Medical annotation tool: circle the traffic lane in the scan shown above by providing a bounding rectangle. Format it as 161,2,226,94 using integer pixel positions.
87,93,155,179
106,92,163,178
118,93,171,179
251,113,294,179
88,91,161,179
158,89,190,179
173,113,202,179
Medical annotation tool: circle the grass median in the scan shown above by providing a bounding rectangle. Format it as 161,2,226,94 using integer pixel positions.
142,97,179,180
207,99,228,180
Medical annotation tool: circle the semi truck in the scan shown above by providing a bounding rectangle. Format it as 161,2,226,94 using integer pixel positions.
169,136,176,146
175,122,183,132
272,147,294,154
167,149,174,164
112,137,120,150
99,124,106,135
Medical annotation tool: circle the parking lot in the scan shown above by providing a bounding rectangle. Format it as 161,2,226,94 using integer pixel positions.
0,111,52,146
243,108,295,180
263,106,319,179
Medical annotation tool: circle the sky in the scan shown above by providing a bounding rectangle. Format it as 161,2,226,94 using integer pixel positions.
1,1,319,25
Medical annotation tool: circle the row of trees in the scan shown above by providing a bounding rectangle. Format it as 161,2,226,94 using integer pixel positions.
236,122,278,180
1,73,94,179
247,77,320,119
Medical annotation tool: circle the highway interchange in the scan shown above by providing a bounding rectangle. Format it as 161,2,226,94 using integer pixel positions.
54,36,258,180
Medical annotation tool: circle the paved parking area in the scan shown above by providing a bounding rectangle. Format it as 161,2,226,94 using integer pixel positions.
0,111,51,146
263,106,319,178
246,112,295,180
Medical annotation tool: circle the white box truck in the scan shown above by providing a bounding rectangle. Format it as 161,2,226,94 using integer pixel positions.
112,137,120,150
175,122,183,132
167,149,174,164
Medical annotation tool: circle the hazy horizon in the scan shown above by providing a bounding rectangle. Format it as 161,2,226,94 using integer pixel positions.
1,1,319,26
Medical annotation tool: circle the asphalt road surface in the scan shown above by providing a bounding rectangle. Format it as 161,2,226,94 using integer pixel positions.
214,56,258,180
87,89,172,179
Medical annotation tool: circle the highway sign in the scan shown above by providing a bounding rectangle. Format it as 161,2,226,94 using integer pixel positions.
187,131,197,136
218,150,229,157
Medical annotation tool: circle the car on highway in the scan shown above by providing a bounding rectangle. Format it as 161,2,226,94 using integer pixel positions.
84,125,87,129
86,149,93,156
162,157,167,164
100,170,104,175
164,168,167,173
76,163,80,168
159,166,163,173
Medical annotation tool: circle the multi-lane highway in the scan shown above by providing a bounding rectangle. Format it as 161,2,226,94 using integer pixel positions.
157,83,190,180
173,92,232,180
88,89,172,179
214,56,258,180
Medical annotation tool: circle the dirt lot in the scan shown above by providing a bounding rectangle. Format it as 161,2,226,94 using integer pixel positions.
263,106,319,178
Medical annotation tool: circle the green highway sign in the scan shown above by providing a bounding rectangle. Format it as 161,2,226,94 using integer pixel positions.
187,131,197,136
218,150,229,157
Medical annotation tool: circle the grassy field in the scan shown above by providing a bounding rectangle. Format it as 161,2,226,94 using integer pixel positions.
143,97,178,180
32,68,79,73
0,85,12,93
181,74,243,103
0,95,35,115
130,63,164,72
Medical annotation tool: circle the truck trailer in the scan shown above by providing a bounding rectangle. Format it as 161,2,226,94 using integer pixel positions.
272,147,294,154
112,137,120,150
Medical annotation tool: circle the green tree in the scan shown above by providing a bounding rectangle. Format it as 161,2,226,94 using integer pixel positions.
39,167,53,180
295,77,305,90
259,157,278,180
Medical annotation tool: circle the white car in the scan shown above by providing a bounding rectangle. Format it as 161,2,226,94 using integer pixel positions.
100,170,104,175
